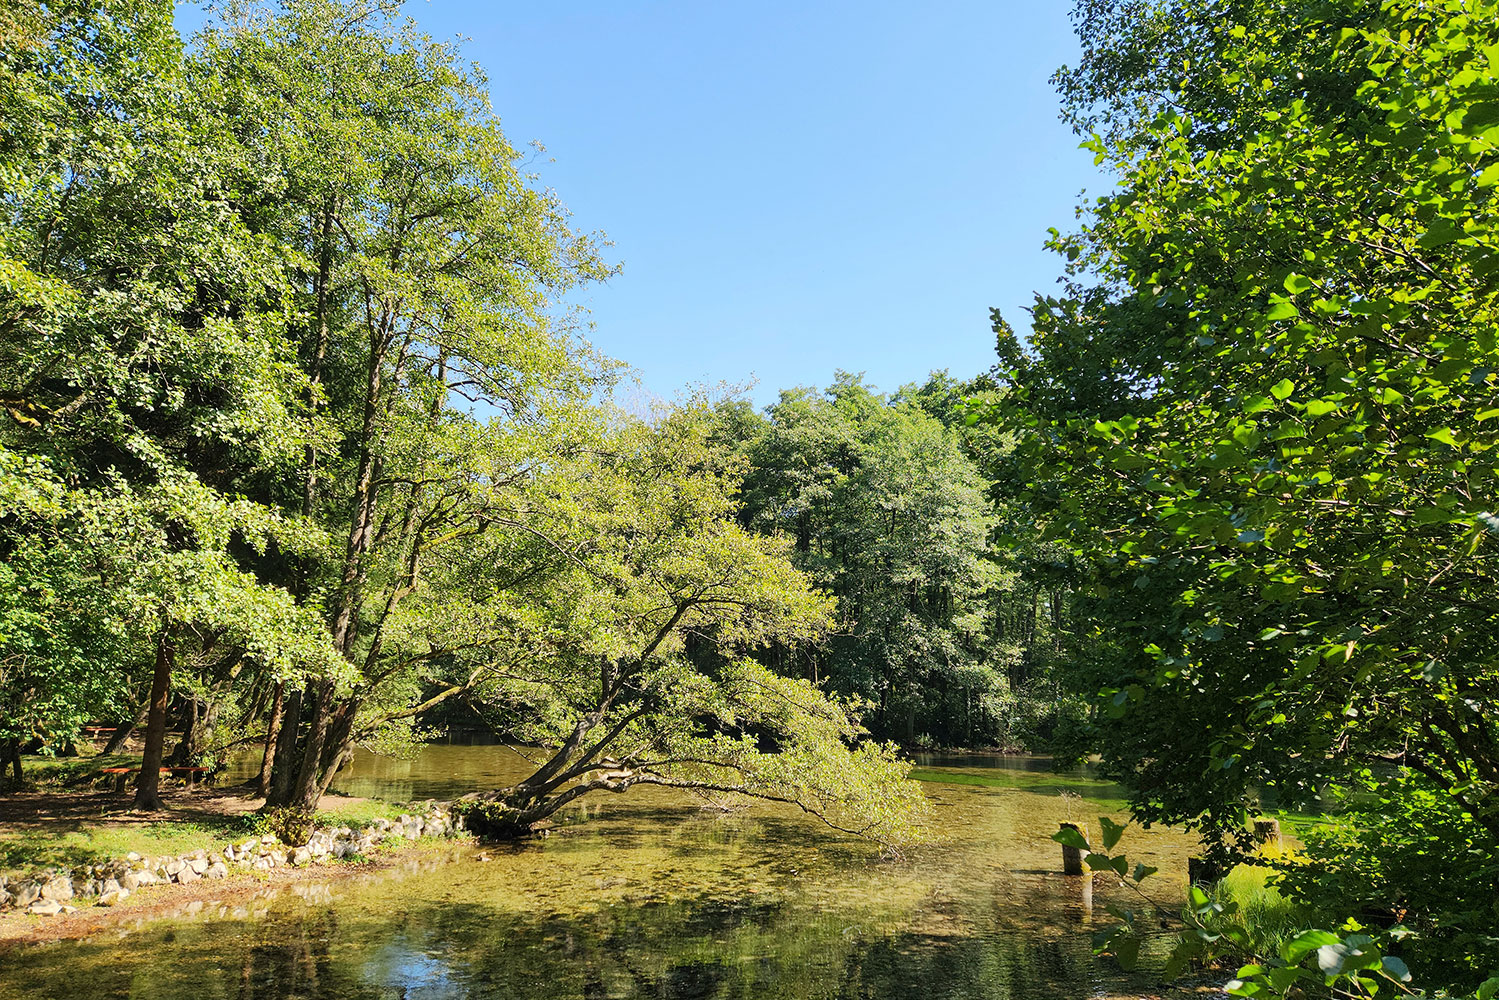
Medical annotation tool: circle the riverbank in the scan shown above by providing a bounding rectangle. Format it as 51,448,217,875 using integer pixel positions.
0,834,470,950
0,755,474,944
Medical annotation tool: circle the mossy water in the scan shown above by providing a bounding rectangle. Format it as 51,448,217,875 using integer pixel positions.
0,749,1199,999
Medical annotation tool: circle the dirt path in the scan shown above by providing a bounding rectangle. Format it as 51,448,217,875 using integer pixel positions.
0,784,263,831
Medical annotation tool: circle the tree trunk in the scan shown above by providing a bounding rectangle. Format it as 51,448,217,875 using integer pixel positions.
167,695,200,766
290,680,334,809
133,631,174,811
265,687,304,808
99,699,149,756
4,738,21,783
251,681,285,797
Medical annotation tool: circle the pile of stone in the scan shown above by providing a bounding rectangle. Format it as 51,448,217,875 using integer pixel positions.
0,803,463,918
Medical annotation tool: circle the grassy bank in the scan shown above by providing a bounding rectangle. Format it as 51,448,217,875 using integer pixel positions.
0,754,425,879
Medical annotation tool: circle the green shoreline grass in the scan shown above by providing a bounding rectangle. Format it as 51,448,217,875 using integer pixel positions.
1,755,426,877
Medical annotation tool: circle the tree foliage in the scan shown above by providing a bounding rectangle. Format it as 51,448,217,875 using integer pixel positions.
989,0,1499,987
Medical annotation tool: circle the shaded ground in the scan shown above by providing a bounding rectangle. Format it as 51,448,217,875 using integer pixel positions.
0,751,390,876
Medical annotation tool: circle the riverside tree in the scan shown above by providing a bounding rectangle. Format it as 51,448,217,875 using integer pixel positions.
186,0,620,811
1,0,931,848
990,0,1499,984
456,403,931,847
0,0,341,804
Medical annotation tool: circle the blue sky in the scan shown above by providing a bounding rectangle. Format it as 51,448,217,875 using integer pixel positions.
196,3,1107,406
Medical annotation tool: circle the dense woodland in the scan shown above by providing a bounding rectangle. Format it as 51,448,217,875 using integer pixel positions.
3,0,1499,996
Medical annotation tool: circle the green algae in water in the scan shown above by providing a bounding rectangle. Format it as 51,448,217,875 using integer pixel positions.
0,751,1201,1000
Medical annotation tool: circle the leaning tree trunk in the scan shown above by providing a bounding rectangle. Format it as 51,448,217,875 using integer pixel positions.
133,631,174,811
99,698,148,756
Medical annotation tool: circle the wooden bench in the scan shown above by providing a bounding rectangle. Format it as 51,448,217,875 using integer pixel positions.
101,766,212,793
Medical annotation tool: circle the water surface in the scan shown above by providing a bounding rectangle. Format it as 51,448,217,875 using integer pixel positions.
0,748,1198,999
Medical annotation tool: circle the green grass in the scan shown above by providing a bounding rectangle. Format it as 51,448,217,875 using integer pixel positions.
0,778,431,877
1210,862,1311,959
0,818,261,873
5,753,140,791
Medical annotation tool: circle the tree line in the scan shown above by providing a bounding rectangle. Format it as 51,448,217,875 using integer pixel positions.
1,0,1081,848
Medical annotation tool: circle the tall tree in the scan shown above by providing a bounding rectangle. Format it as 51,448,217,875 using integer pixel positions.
189,0,618,809
988,0,1499,980
0,0,338,799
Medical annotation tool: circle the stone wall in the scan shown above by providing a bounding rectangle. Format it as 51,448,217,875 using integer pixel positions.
0,803,464,917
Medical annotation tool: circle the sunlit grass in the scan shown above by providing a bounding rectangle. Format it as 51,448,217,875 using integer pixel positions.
1210,852,1312,959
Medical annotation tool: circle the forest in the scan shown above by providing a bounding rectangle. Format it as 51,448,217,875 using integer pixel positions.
2,0,1498,998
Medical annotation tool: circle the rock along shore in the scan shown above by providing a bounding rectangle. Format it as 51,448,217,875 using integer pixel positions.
0,802,464,917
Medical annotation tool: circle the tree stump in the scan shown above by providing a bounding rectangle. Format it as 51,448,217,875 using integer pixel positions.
1060,822,1088,876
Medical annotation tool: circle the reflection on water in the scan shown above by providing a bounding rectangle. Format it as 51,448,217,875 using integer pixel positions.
0,750,1199,999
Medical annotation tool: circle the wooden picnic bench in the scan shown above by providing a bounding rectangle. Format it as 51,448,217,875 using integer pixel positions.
101,766,211,793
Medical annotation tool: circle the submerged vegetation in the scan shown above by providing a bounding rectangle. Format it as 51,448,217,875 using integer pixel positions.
2,0,1498,996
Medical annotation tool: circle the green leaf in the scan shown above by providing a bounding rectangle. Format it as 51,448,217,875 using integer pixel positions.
1265,300,1299,322
1283,929,1340,964
1114,934,1142,971
1268,966,1308,991
1132,861,1159,882
1418,218,1464,249
1099,815,1127,850
1380,956,1411,983
1243,394,1274,414
1476,976,1499,1000
1052,827,1089,851
1304,398,1340,418
1426,427,1460,447
1270,379,1296,400
1283,273,1314,294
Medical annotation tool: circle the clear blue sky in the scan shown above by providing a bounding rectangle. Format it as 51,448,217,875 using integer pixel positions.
197,3,1107,406
407,1,1107,405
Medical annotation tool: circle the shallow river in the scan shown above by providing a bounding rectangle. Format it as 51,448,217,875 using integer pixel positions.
0,747,1200,999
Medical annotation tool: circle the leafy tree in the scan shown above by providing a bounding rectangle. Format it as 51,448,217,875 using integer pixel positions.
988,0,1499,985
455,403,931,847
730,376,1015,747
182,0,620,810
0,0,337,803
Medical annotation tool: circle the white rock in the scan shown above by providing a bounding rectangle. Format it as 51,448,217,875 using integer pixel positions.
188,858,209,875
40,877,74,902
27,899,63,916
96,889,129,907
206,862,228,879
176,865,200,884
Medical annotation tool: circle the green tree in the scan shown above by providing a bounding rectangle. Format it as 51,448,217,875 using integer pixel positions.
989,0,1499,985
0,0,338,804
455,403,931,847
184,0,620,810
733,376,1011,747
